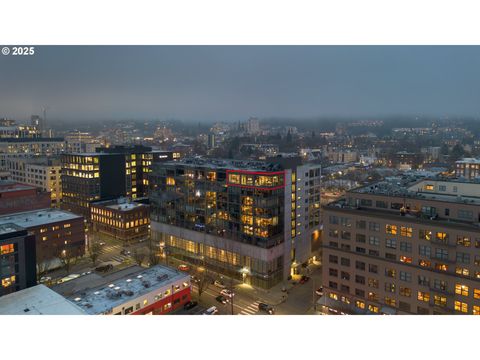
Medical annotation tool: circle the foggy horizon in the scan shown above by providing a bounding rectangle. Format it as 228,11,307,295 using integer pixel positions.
2,46,480,122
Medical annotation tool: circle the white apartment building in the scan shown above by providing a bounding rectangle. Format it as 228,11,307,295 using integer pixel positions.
5,157,62,207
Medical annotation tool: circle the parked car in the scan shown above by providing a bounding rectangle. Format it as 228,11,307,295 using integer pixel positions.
203,306,219,315
299,275,310,284
214,280,226,289
315,287,324,296
220,289,235,298
99,242,106,246
120,249,131,256
95,264,113,272
258,302,275,315
39,276,51,284
215,295,228,304
178,264,189,272
183,301,198,310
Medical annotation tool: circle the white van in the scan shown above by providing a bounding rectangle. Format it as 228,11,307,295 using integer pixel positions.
203,306,219,315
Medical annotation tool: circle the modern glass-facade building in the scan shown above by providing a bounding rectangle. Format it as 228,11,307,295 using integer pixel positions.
150,157,321,289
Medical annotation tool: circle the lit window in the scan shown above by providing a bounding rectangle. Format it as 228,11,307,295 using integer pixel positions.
399,255,412,264
386,224,397,235
0,244,14,255
455,284,469,297
454,301,468,313
474,289,480,299
434,295,447,307
473,306,480,315
368,304,379,313
1,275,15,288
400,226,412,237
417,291,430,302
355,300,365,309
455,267,469,276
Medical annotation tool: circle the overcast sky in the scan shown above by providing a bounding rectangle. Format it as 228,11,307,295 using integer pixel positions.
1,46,480,122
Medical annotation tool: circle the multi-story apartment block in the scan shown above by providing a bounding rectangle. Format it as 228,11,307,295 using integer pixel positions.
0,124,41,139
5,157,62,207
455,158,480,180
0,208,85,265
0,137,65,155
65,130,103,153
149,157,321,289
322,176,480,315
61,145,153,218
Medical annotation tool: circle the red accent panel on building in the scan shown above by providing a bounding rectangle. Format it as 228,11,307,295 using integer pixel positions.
131,287,191,315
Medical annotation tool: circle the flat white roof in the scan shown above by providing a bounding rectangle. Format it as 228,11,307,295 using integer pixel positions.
105,202,144,211
0,285,85,315
60,265,188,315
0,208,83,228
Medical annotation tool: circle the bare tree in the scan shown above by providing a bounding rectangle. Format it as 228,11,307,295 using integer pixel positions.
59,249,75,274
133,249,145,266
36,244,53,282
89,241,102,266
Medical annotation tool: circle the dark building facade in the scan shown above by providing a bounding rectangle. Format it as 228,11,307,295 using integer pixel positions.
61,145,153,217
0,223,36,297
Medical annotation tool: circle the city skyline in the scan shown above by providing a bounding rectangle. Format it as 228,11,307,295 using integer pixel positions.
2,46,480,122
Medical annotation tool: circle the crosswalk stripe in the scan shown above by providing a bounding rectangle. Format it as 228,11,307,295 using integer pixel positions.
239,311,250,315
246,305,257,311
242,308,256,314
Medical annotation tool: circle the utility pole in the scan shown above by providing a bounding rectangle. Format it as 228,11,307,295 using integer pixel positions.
230,276,234,315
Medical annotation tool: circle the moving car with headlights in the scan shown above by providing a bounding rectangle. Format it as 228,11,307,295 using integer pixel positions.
258,302,275,314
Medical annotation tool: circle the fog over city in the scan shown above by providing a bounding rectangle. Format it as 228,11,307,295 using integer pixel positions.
1,46,480,122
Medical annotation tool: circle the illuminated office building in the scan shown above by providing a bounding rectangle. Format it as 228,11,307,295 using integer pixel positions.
61,145,153,218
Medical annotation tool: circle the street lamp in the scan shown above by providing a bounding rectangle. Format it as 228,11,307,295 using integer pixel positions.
240,267,250,283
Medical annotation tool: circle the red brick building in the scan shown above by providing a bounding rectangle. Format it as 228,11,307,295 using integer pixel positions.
0,181,51,216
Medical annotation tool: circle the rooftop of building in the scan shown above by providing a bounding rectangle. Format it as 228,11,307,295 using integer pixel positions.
456,157,480,164
338,174,480,207
92,198,147,211
0,223,26,236
0,180,38,193
163,157,285,172
0,137,64,142
0,285,86,315
0,208,83,228
6,156,61,166
65,145,152,156
53,265,188,315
